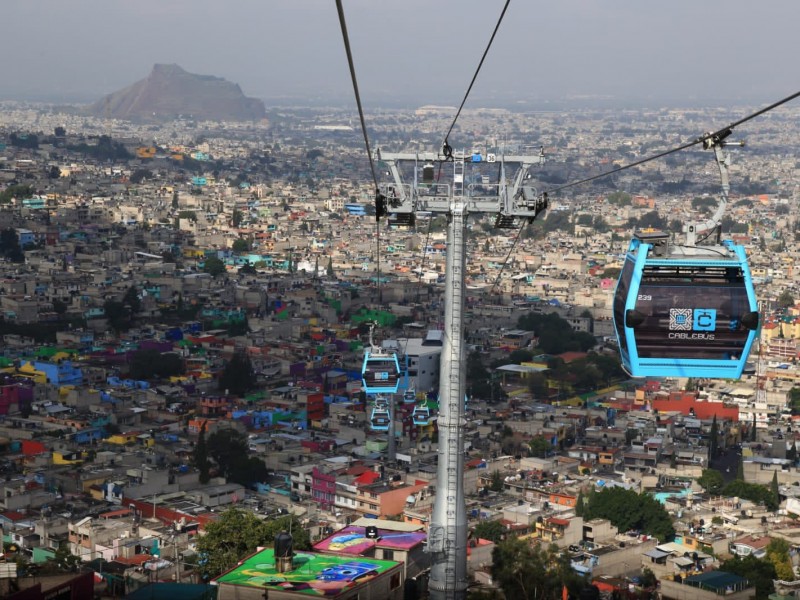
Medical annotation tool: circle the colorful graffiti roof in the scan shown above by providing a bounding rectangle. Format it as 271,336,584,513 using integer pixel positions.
314,525,426,555
214,548,398,596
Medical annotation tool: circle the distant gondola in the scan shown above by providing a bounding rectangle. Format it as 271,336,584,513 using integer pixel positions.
361,324,402,394
412,402,431,426
370,397,391,431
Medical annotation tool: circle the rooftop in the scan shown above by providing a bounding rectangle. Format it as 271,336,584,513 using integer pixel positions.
214,547,400,596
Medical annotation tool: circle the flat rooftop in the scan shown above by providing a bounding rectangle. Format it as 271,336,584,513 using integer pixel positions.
214,547,399,597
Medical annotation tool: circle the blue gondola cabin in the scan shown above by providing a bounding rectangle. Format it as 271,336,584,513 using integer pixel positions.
613,231,759,379
361,349,402,394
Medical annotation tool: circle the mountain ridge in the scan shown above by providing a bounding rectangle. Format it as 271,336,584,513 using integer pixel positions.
88,64,266,122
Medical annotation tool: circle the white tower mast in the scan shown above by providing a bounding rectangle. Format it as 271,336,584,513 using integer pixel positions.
377,147,546,599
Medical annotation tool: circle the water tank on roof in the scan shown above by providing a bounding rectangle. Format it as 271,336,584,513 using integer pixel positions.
274,531,294,573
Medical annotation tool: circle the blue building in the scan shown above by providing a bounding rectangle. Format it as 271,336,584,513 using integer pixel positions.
16,228,35,247
29,360,82,385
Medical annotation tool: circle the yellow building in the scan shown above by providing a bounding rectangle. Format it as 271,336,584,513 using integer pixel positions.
182,248,205,259
106,432,140,446
4,363,47,384
780,319,800,340
53,450,84,465
761,322,780,342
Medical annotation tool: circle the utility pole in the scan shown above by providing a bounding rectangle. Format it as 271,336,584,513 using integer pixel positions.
377,147,546,600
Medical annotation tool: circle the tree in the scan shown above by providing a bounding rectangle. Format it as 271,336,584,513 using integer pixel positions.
766,537,794,581
68,134,129,159
778,289,795,309
771,471,780,510
491,539,586,600
231,209,243,228
194,423,211,484
468,351,505,402
123,285,141,314
529,436,550,458
306,149,324,161
327,256,335,278
722,479,778,511
206,428,249,477
218,351,256,396
640,567,658,590
50,542,81,572
172,190,179,209
128,349,184,379
736,456,745,481
203,256,226,277
790,387,800,415
517,312,596,355
607,191,631,206
697,469,725,495
528,372,549,399
473,519,507,543
0,228,24,262
103,299,130,333
129,168,153,184
195,509,310,579
584,487,674,541
0,184,33,205
232,238,250,253
10,132,39,148
575,490,586,517
489,470,505,492
52,299,68,315
709,415,718,462
228,455,269,487
508,349,534,364
719,555,776,600
751,414,758,442
692,196,717,212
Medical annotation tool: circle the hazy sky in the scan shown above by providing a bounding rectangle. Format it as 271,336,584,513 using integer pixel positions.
4,0,799,107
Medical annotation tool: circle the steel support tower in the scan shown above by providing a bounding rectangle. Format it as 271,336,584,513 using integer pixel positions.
377,148,546,599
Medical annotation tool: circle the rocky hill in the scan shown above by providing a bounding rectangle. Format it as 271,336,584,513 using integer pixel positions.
89,64,266,122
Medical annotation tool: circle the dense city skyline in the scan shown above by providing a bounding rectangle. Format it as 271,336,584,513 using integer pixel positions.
3,0,799,107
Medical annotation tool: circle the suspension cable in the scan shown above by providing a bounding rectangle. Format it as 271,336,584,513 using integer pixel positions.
335,1,379,190
544,89,800,195
440,0,511,158
335,0,384,302
415,216,434,303
489,218,528,295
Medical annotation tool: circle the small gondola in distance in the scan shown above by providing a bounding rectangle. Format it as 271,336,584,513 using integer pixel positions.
412,402,431,426
370,397,391,432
